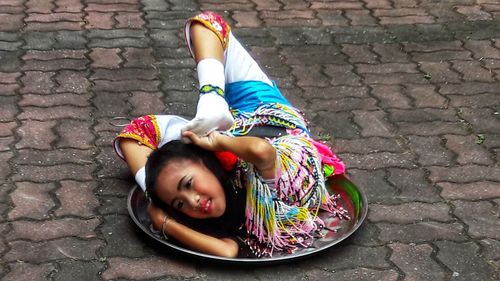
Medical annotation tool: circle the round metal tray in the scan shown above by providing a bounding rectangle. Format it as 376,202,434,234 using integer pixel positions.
127,174,368,264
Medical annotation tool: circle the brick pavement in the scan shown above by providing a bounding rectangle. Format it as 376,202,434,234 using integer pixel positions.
1,0,499,280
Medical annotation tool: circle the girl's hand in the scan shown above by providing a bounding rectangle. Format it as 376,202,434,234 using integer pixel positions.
147,202,167,230
182,130,222,151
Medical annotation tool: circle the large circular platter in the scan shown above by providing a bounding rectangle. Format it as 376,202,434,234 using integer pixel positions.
127,174,368,264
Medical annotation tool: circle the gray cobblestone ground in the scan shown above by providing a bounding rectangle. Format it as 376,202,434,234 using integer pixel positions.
1,0,499,280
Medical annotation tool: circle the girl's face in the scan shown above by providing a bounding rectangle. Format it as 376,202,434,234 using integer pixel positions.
154,158,226,219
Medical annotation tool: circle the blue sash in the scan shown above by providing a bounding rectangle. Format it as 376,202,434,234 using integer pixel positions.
225,80,290,113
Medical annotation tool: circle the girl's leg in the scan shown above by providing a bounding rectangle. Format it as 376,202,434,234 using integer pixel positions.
189,22,224,63
182,12,291,136
184,12,271,85
185,13,289,115
180,21,234,136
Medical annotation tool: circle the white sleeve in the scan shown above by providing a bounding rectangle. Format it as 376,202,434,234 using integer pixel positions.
113,115,189,160
156,115,189,148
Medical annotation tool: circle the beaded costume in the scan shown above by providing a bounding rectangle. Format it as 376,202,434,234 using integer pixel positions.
115,11,347,257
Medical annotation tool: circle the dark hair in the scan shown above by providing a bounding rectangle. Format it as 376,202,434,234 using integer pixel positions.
145,140,227,202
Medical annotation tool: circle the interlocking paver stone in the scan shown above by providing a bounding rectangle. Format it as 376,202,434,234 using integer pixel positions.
389,108,458,122
439,81,500,95
323,64,363,86
302,244,391,270
307,267,399,281
18,106,92,120
129,91,166,115
2,1,499,280
0,136,14,152
7,218,100,241
1,262,57,281
4,238,104,262
19,93,91,107
369,202,451,223
389,243,447,281
55,180,99,217
89,48,122,68
333,137,405,154
100,215,155,257
19,71,55,94
92,92,130,117
97,196,128,215
0,152,13,181
0,97,18,121
377,222,467,243
55,119,94,148
407,135,455,166
452,200,500,239
444,134,493,165
102,256,197,280
450,92,500,107
15,148,94,165
341,151,416,170
478,238,500,261
8,182,56,220
437,181,500,200
15,120,57,149
387,168,442,203
53,260,103,281
435,240,497,281
54,71,91,93
91,68,157,81
122,47,156,67
13,164,95,182
353,110,397,137
429,164,500,182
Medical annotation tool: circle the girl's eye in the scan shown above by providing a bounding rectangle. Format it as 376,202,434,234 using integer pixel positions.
186,179,192,188
176,201,184,209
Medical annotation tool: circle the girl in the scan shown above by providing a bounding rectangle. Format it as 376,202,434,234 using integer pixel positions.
114,11,347,258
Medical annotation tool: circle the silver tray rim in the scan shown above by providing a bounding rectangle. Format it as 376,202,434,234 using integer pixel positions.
127,175,368,264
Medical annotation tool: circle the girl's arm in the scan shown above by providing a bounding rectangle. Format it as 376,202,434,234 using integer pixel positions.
148,203,239,258
183,131,277,179
120,138,239,257
119,138,153,175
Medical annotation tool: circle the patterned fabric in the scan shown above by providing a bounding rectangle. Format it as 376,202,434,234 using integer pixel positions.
225,80,290,113
229,103,347,256
240,134,349,256
116,115,160,151
230,103,309,136
186,11,231,50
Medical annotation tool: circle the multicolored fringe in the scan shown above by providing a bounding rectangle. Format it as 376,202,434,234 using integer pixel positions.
229,102,346,179
242,135,347,257
229,103,309,136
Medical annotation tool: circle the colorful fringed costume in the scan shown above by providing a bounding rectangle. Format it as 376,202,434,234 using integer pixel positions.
228,102,347,256
114,11,347,257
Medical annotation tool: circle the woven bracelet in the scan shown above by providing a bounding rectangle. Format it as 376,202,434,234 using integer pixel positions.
199,84,224,98
161,215,170,240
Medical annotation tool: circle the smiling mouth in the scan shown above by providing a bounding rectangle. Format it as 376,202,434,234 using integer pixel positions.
201,199,212,213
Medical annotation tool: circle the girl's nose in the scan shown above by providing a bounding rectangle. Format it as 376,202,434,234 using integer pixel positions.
185,193,200,209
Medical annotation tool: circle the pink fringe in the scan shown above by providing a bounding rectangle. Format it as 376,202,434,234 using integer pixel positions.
309,139,345,175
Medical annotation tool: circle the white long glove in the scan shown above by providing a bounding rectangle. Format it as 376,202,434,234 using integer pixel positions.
181,58,233,136
181,93,234,136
